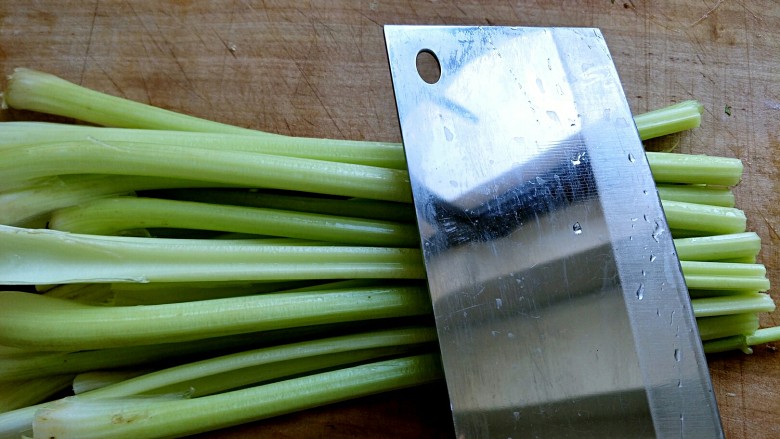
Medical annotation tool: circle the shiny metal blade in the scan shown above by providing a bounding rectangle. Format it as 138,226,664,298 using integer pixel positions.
385,25,723,438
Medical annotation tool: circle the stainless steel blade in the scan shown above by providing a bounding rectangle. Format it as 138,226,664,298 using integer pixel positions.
385,25,723,438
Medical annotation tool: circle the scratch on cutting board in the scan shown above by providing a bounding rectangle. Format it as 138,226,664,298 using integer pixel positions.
78,0,100,85
690,0,726,27
762,100,780,111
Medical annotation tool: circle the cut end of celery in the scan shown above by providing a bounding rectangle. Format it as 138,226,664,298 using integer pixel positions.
634,100,704,140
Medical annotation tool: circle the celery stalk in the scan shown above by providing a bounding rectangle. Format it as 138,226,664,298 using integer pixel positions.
142,188,417,223
0,122,406,169
662,200,746,235
0,323,381,382
632,100,704,140
655,184,735,207
696,313,760,341
703,327,780,354
0,328,436,437
681,260,766,277
144,349,406,398
0,225,424,284
0,287,432,351
746,326,780,346
72,371,150,395
680,261,770,292
646,152,743,186
0,141,412,202
0,330,274,382
30,354,442,439
82,327,436,399
684,275,770,292
691,293,776,317
41,280,377,307
0,375,74,413
674,232,761,261
0,174,239,227
48,196,420,247
2,68,261,135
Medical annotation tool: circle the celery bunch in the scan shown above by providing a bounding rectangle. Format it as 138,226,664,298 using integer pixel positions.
0,68,776,439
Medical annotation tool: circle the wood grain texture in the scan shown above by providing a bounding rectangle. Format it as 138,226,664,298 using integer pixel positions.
0,1,777,438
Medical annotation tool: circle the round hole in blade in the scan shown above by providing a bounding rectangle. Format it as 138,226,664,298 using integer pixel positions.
416,49,441,84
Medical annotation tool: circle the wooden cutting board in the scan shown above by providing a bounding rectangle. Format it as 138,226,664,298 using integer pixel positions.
1,1,777,438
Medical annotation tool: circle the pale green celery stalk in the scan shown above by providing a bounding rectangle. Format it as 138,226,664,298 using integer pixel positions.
0,329,288,382
0,225,424,285
31,354,442,439
705,337,755,354
143,188,417,223
683,272,769,291
674,232,761,261
680,260,770,291
633,100,704,140
0,375,74,413
662,200,746,235
70,349,396,396
0,323,381,383
0,122,406,169
62,280,384,307
0,285,432,351
745,326,780,346
684,275,770,292
49,196,420,247
703,327,780,354
696,313,759,341
691,293,775,317
1,328,435,438
2,68,262,135
646,152,743,186
146,349,406,397
0,141,411,202
80,327,436,399
103,280,328,306
680,260,766,277
42,280,339,306
73,370,151,395
655,184,735,207
0,174,230,227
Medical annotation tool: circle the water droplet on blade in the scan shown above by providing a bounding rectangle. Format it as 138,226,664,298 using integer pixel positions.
444,126,454,141
572,222,583,235
652,220,665,242
636,283,645,300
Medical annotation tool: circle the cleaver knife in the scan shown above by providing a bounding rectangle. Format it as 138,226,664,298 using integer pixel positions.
384,25,724,438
